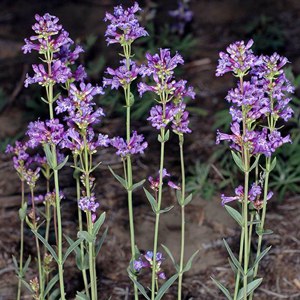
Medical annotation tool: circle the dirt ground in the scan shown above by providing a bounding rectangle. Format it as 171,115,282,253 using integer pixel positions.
0,0,300,299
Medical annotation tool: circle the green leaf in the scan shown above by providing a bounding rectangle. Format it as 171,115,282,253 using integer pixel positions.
176,190,182,205
54,155,69,171
43,144,55,169
256,228,273,236
159,205,174,214
143,188,158,213
231,151,245,172
20,277,34,293
32,230,58,263
128,92,135,106
95,227,108,256
158,130,170,143
12,255,18,271
18,202,27,221
182,249,199,273
62,237,84,264
78,231,95,244
90,161,102,173
155,273,178,300
130,179,146,192
250,246,271,273
23,255,31,274
44,274,59,296
49,288,60,300
269,157,277,172
224,205,243,227
184,193,193,206
223,239,244,274
237,278,263,300
108,166,128,189
211,277,233,300
128,276,150,300
75,292,89,300
161,244,178,270
92,212,106,237
249,155,260,172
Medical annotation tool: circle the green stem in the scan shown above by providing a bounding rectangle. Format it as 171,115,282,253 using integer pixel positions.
151,127,166,300
31,188,44,299
83,138,97,300
233,227,245,300
17,180,25,300
44,170,51,251
243,163,249,300
249,158,271,300
123,44,138,299
178,136,186,300
75,157,90,298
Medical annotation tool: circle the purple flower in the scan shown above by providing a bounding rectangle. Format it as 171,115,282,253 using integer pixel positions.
216,40,257,76
172,102,192,134
27,119,65,148
133,251,166,279
140,48,184,82
148,168,179,191
78,194,99,213
110,131,147,157
103,59,140,89
54,43,84,65
147,104,180,130
25,60,72,87
221,185,244,206
104,2,148,45
24,167,41,189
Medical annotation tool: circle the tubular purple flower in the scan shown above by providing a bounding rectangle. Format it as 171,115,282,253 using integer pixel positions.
27,119,65,148
110,131,147,157
104,2,148,45
78,194,99,213
216,39,257,77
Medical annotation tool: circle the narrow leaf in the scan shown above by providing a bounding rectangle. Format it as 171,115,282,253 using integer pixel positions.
211,277,233,300
96,227,108,256
32,230,58,263
130,179,146,192
143,188,158,213
155,273,178,300
129,276,150,300
108,166,127,189
55,155,69,171
250,246,271,272
23,256,31,274
231,151,245,172
182,249,199,273
20,277,34,293
44,274,59,296
92,212,106,237
49,288,60,300
184,193,193,206
237,278,263,300
78,231,95,243
90,161,102,173
43,144,55,169
269,157,277,172
225,205,243,227
75,292,89,300
62,237,84,264
249,155,260,172
223,239,244,274
159,205,174,214
12,255,18,270
161,244,177,269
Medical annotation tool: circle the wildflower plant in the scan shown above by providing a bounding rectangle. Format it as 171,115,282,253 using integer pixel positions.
214,40,294,299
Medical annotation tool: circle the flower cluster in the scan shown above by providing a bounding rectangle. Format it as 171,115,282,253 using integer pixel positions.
110,131,147,157
138,48,195,135
148,168,180,192
27,119,65,148
23,13,86,87
78,195,99,213
104,2,148,45
133,251,166,279
103,59,141,90
216,40,293,157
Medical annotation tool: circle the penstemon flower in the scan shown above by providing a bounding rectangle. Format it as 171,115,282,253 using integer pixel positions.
214,39,294,300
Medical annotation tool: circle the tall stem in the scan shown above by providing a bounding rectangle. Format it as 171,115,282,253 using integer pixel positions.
48,96,66,300
178,136,186,300
31,188,44,299
151,127,166,300
123,43,139,300
83,138,97,300
233,227,245,300
17,180,25,300
44,168,51,251
75,157,90,298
